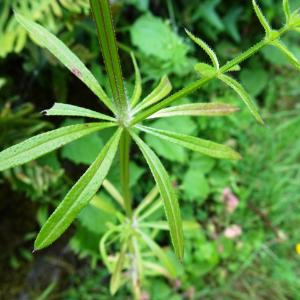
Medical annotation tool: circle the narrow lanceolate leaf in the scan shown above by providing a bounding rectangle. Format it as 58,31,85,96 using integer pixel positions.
139,221,199,231
252,0,272,34
0,123,115,172
15,13,113,111
102,179,124,209
218,74,264,124
133,76,172,114
90,0,128,116
138,229,177,278
100,226,122,272
134,186,159,216
185,29,219,69
271,40,300,70
34,128,122,250
137,125,241,160
110,241,128,295
44,103,116,121
131,132,184,260
149,103,239,119
282,0,291,23
130,52,142,107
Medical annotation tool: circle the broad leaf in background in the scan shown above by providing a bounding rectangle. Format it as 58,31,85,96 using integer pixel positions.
34,128,122,250
130,13,192,77
131,132,184,260
223,6,242,42
183,168,210,204
0,122,114,171
61,119,105,165
15,13,112,110
240,68,268,97
144,117,197,163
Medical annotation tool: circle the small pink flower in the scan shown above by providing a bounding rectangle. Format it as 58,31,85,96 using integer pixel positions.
222,187,239,214
172,279,182,289
224,225,242,239
140,292,150,300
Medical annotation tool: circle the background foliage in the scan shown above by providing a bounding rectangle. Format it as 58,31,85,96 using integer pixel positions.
0,0,299,299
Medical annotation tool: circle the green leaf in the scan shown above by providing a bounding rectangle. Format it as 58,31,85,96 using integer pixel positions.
185,29,219,69
149,103,239,119
125,0,149,11
134,76,172,113
130,13,188,62
61,119,105,165
223,7,242,43
138,229,177,278
227,65,241,72
252,0,272,35
283,0,291,23
130,52,142,107
218,74,264,124
90,194,120,217
271,40,300,70
137,125,241,160
0,123,114,171
90,0,128,116
34,128,122,250
183,169,210,203
139,221,199,231
15,13,112,111
77,202,116,235
102,180,124,209
240,68,268,96
144,117,197,163
110,241,128,295
139,199,163,222
131,132,184,260
194,63,217,77
43,103,115,121
135,186,159,216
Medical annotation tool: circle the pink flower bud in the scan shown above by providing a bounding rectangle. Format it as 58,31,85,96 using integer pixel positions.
222,187,239,214
224,225,242,239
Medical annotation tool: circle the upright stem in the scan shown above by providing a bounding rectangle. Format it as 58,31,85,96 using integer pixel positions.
120,130,132,217
90,0,132,216
90,0,128,121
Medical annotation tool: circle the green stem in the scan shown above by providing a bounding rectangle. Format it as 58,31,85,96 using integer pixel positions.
90,0,128,121
120,130,132,216
130,27,290,126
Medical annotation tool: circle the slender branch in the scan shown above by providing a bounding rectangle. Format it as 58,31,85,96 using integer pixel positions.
90,0,128,121
120,130,132,216
129,26,290,126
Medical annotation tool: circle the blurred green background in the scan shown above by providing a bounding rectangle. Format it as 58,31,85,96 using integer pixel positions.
0,0,300,299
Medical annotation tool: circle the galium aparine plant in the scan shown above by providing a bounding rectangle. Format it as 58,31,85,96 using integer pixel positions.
1,0,300,297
